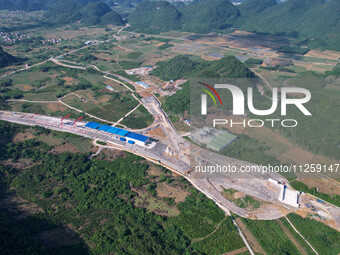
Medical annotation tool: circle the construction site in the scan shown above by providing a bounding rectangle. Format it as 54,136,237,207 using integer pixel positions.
1,109,340,233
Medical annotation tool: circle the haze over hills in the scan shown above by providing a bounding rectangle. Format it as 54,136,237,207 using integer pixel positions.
129,0,340,50
48,0,125,25
238,0,340,50
0,0,338,50
0,0,125,26
128,1,182,33
180,0,240,33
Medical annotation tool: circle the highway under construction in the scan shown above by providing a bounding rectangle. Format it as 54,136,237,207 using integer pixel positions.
1,109,340,234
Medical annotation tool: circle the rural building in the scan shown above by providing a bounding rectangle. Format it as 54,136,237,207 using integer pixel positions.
105,85,115,92
85,122,151,146
136,81,150,89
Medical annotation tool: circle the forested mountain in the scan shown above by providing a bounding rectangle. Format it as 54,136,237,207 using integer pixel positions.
152,55,254,80
237,0,277,19
128,0,239,33
128,0,340,50
128,1,182,33
0,46,23,68
179,0,239,33
239,0,340,49
1,0,338,50
158,55,255,114
47,0,125,26
0,0,58,10
0,0,125,26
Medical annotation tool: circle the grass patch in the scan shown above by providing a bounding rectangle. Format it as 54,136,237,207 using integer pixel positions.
127,52,143,59
223,188,261,210
241,217,302,255
190,217,244,255
287,214,340,255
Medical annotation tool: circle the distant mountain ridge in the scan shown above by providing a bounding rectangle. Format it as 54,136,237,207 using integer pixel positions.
128,0,340,51
47,0,125,26
0,0,125,26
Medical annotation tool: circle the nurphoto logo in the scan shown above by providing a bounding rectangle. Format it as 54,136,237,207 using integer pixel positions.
199,82,312,128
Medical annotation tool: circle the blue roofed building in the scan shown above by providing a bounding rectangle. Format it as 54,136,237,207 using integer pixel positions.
136,81,150,89
85,122,101,129
125,132,150,146
84,122,150,147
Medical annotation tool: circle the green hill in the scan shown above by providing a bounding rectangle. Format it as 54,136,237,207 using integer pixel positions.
0,46,23,68
48,0,124,26
180,0,239,33
80,1,111,17
238,0,340,50
237,0,277,23
152,55,254,80
128,1,182,33
158,55,255,114
129,0,340,51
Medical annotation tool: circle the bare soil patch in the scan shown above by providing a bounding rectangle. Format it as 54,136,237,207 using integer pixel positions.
2,158,38,169
234,191,246,199
12,132,35,143
298,178,340,196
132,186,180,217
16,84,34,91
147,164,164,176
155,42,166,47
97,53,113,61
147,127,166,140
63,76,74,85
50,142,79,154
201,55,222,61
47,102,67,112
99,148,126,161
143,55,172,66
223,247,248,255
305,50,340,60
156,182,189,203
38,134,64,146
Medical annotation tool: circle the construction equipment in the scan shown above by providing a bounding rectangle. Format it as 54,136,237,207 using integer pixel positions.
61,113,70,125
73,116,83,126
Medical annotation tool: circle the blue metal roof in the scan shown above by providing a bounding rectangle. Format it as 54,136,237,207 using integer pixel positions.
98,125,111,132
98,125,130,136
87,123,149,142
125,132,149,142
117,129,129,136
85,122,101,129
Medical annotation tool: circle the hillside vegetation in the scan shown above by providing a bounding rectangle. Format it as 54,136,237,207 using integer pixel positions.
152,55,254,80
0,46,23,68
179,0,240,33
158,55,255,114
48,0,125,26
0,121,245,254
0,0,125,26
128,0,340,50
128,1,182,33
